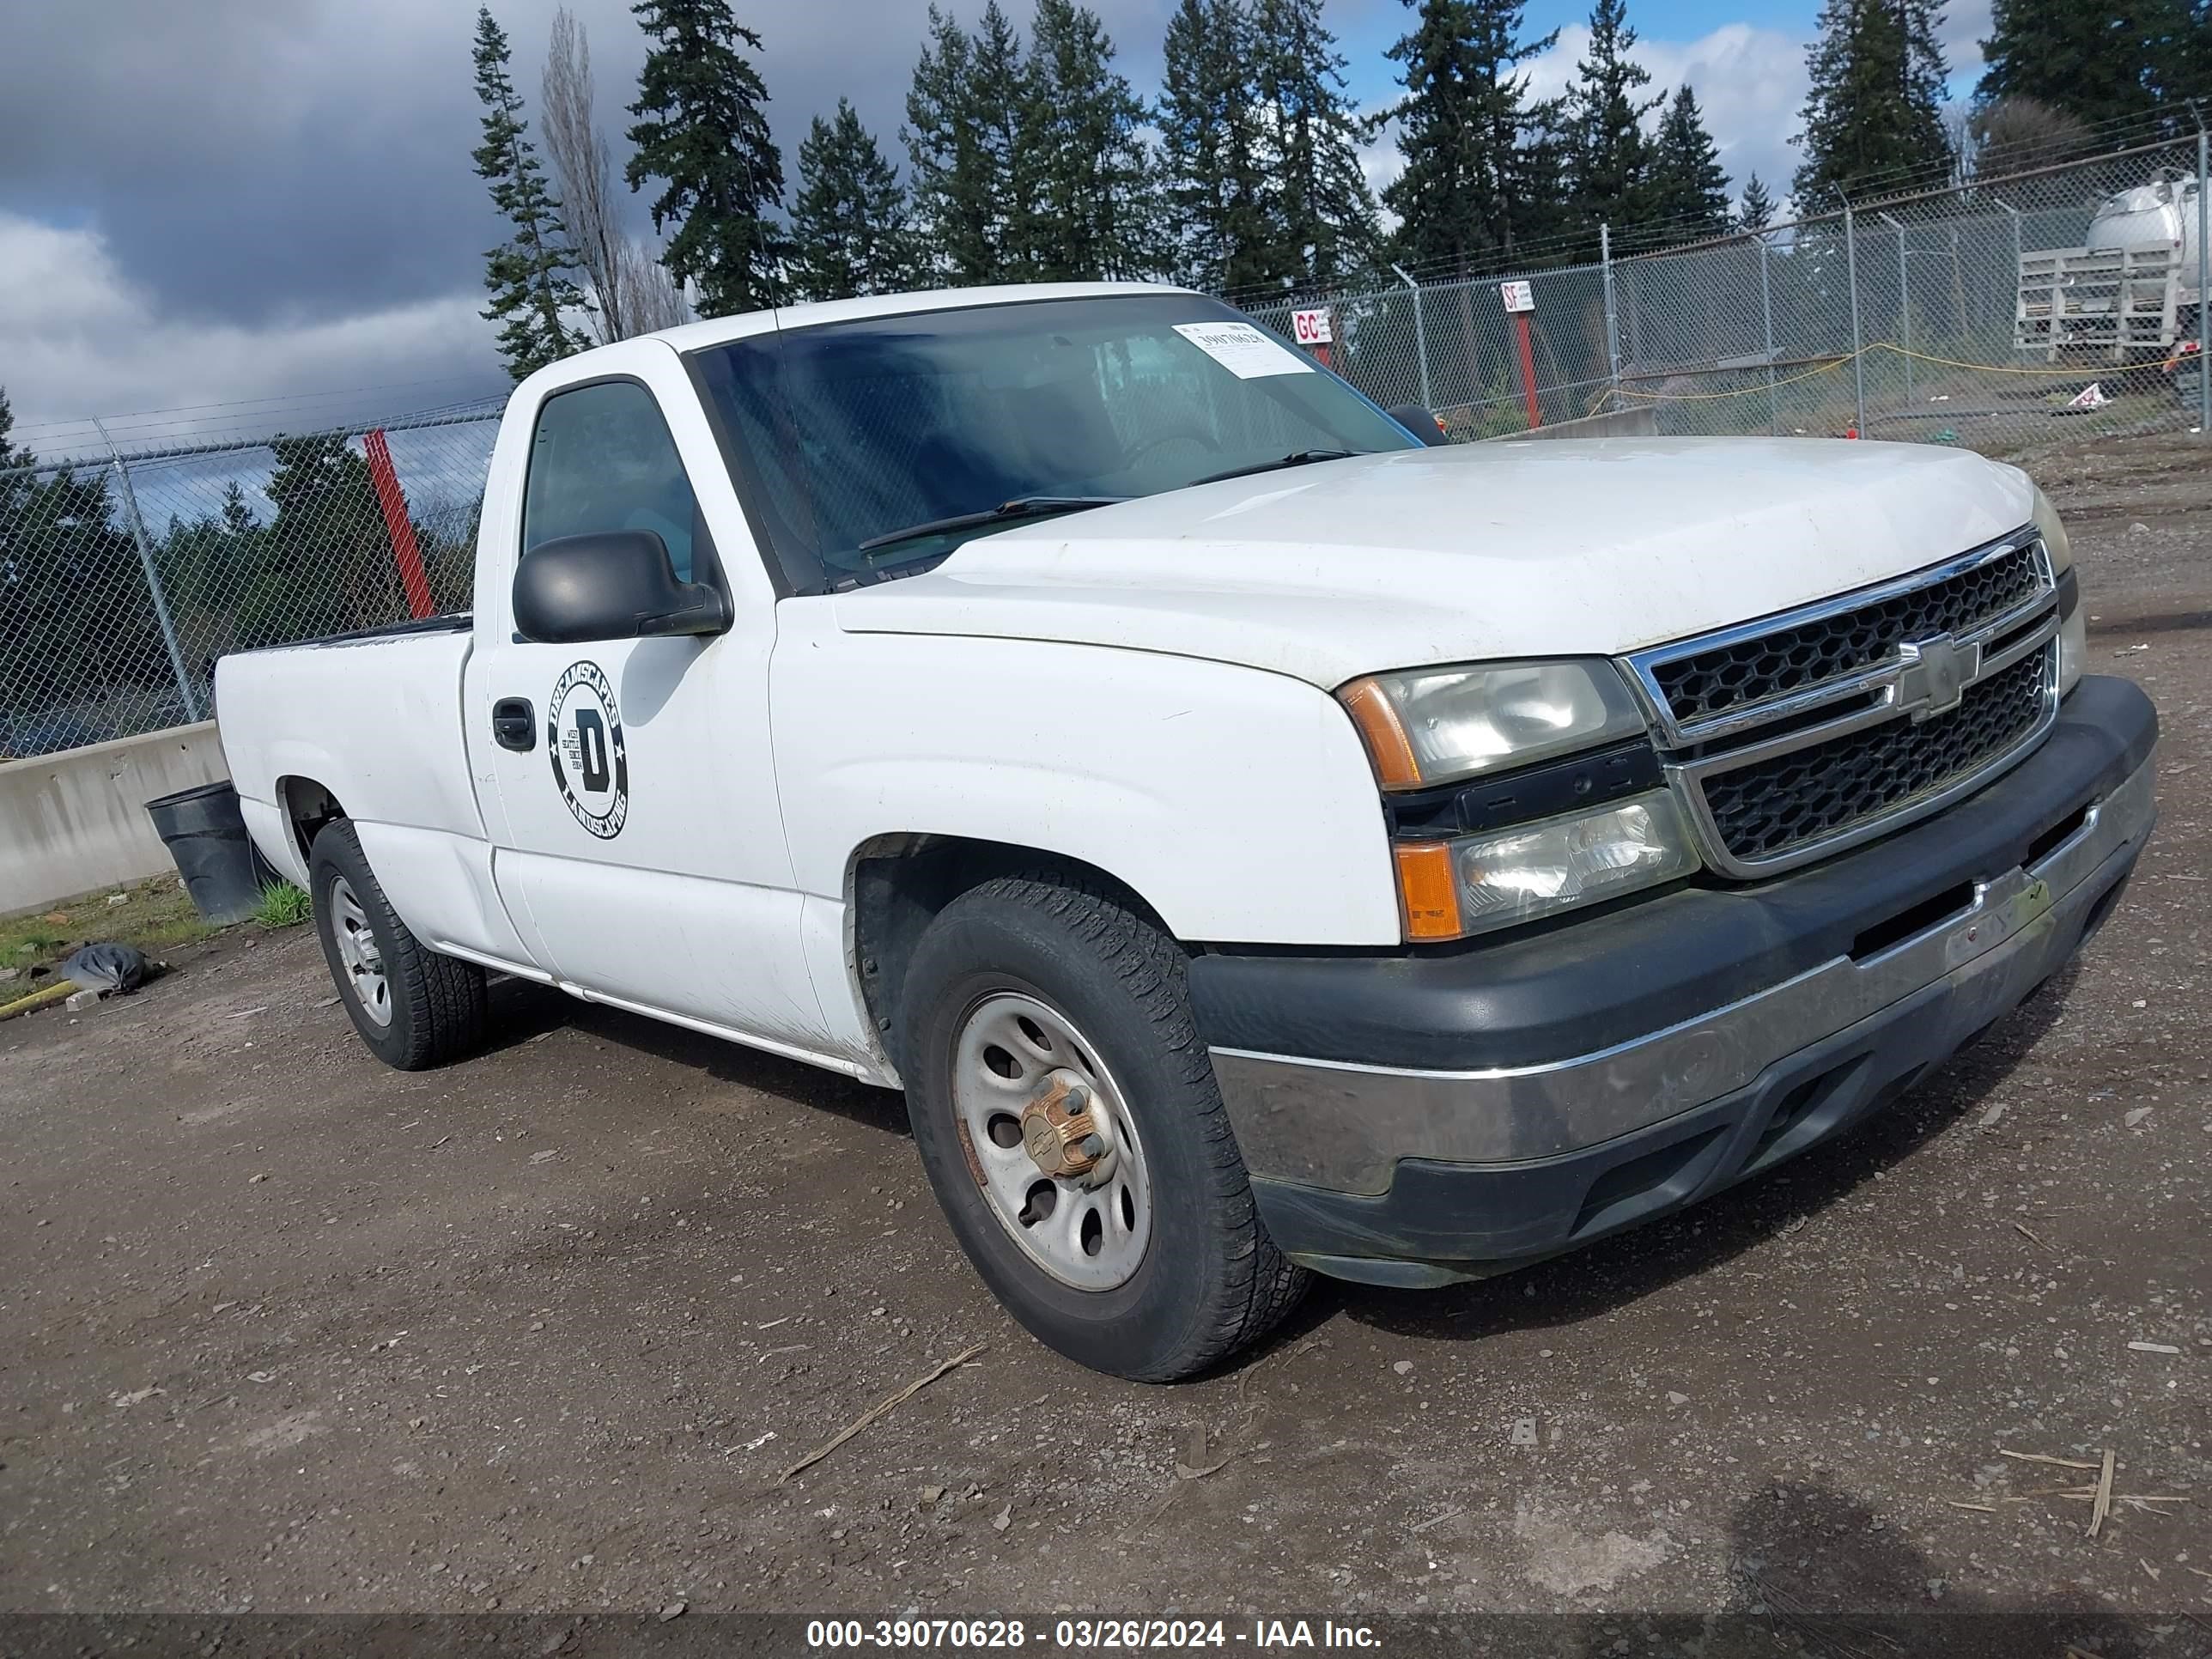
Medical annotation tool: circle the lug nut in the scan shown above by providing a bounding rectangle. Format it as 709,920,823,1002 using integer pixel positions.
1079,1133,1106,1158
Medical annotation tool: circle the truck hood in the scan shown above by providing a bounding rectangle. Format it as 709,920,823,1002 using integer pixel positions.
830,437,2037,688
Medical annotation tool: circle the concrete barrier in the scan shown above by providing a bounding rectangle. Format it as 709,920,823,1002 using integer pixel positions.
0,722,232,915
1481,407,1661,441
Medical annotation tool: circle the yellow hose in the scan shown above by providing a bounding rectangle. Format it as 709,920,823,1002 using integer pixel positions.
0,981,77,1022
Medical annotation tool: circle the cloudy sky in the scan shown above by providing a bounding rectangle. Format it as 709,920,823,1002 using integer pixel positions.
0,0,1992,451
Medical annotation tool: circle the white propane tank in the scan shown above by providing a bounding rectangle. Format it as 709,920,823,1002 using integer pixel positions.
2087,176,2203,302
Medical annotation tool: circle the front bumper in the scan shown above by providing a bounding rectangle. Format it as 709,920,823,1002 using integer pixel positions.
1192,675,2157,1285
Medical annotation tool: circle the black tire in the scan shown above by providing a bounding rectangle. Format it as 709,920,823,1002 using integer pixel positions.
308,820,487,1071
897,872,1308,1381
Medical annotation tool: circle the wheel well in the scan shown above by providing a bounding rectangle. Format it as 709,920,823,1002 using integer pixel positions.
850,837,1170,1070
277,777,348,869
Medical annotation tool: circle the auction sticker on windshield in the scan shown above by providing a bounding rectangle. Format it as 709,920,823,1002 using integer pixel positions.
1172,320,1313,380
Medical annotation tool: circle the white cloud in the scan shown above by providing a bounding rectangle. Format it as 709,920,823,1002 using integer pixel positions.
1940,0,1996,87
1532,21,1810,210
0,213,504,451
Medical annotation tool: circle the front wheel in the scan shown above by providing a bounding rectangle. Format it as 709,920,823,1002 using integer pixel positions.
309,820,487,1071
897,873,1307,1380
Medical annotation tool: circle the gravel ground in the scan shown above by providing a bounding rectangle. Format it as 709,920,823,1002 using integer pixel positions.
3,436,2207,1637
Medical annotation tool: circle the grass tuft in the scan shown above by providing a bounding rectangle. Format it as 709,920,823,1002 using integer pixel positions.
253,881,313,929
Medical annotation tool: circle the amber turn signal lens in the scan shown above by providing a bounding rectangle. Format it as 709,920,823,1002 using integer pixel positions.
1339,676,1424,791
1394,842,1464,940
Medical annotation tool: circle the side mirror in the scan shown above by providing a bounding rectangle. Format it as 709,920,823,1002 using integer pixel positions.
1389,404,1449,447
512,530,730,644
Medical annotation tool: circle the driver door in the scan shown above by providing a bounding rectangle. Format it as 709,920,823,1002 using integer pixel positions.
465,342,828,1053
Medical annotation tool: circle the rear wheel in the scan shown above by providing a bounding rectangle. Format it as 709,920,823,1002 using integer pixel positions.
897,873,1307,1381
309,821,486,1071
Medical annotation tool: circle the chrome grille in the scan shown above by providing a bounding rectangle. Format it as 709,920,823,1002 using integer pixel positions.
1698,650,2051,863
1651,542,2045,725
1624,531,2063,879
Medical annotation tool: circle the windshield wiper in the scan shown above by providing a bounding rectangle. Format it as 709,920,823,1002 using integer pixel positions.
858,495,1128,553
1185,448,1360,488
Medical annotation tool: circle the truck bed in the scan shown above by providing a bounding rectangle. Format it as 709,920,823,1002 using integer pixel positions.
215,621,486,874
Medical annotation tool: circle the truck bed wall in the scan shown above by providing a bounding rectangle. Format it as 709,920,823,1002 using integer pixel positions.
213,630,534,966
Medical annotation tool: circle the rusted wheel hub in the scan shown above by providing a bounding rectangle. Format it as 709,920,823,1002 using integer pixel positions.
1019,1070,1109,1181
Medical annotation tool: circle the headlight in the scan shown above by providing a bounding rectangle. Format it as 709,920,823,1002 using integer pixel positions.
2032,485,2085,695
1339,659,1647,790
1395,791,1700,939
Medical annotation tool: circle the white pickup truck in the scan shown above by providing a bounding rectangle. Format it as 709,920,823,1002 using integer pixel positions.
218,283,2157,1381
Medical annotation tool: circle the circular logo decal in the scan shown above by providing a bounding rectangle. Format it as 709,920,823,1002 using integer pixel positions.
546,660,629,839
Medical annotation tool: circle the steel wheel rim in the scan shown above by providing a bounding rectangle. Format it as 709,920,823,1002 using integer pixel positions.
950,990,1153,1291
328,876,392,1028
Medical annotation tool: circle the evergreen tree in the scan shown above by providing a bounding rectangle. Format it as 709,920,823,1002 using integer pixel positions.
1562,0,1659,240
258,436,395,641
627,0,791,316
1737,171,1778,232
1975,0,2184,131
0,387,29,473
2,467,167,727
1792,0,1953,203
0,394,167,744
220,480,258,538
903,3,1041,283
1376,0,1567,274
1158,0,1274,289
790,100,920,301
1252,0,1382,289
1025,0,1160,280
471,7,586,380
969,1,1043,277
905,9,991,283
0,388,33,642
1647,85,1732,236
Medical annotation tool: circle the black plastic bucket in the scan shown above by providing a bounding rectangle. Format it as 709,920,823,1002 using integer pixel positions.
145,780,274,926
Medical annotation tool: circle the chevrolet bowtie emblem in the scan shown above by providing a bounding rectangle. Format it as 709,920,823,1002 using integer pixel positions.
1898,634,1977,720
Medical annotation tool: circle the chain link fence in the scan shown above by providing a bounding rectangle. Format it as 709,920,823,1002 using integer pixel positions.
6,138,2208,760
1240,135,2212,453
0,408,500,757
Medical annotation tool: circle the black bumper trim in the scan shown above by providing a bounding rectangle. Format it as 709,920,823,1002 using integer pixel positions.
1251,834,2142,1278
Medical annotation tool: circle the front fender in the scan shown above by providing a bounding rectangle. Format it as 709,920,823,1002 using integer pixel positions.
772,618,1401,947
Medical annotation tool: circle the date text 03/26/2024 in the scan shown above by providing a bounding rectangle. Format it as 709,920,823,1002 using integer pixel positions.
804,1619,1381,1650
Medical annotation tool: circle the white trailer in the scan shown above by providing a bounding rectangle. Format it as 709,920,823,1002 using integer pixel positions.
2017,175,2204,361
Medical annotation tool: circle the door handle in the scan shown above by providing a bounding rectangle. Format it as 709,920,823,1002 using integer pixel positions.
492,697,536,752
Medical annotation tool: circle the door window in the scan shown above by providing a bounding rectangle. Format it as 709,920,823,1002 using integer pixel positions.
521,380,699,581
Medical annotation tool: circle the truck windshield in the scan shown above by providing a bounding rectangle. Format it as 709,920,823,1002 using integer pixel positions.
688,294,1418,591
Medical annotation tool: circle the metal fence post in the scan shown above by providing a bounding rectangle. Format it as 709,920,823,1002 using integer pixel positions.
92,416,201,725
2197,122,2209,432
1881,212,1912,404
1841,195,1867,434
1759,234,1778,433
1601,223,1623,409
1390,263,1431,409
